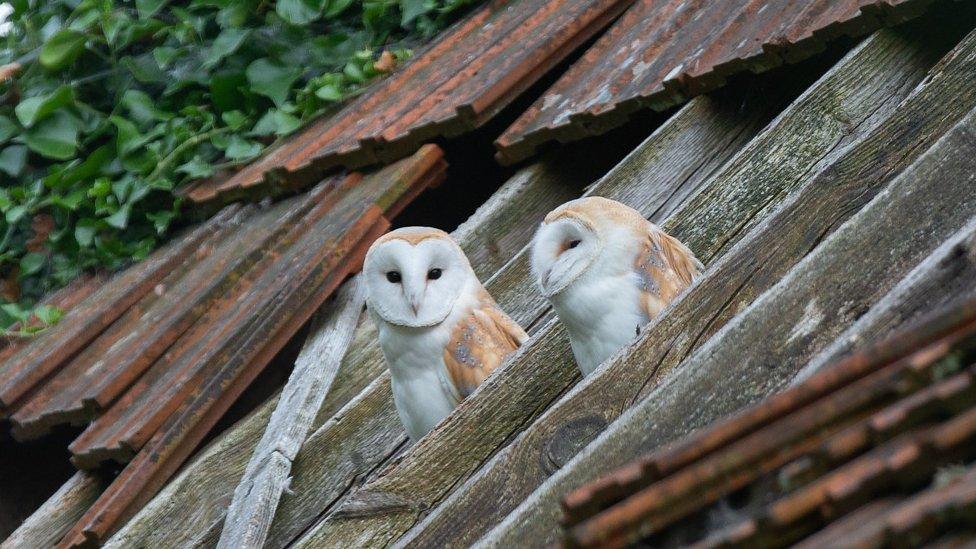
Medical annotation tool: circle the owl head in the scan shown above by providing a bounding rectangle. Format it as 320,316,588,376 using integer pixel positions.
530,196,651,297
364,227,473,327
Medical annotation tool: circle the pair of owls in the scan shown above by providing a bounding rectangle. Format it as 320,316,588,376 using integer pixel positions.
363,197,702,440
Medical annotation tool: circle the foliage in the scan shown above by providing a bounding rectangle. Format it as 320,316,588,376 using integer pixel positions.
0,0,479,331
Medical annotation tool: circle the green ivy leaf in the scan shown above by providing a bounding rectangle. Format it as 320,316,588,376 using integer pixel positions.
342,60,367,83
136,0,170,19
324,0,356,18
89,178,111,198
1,303,31,324
221,110,249,130
22,110,83,160
204,28,250,68
105,203,132,229
122,89,172,125
146,210,176,234
223,135,262,160
5,205,27,224
0,145,28,177
57,144,113,189
122,54,168,84
176,156,215,179
33,304,64,325
277,0,323,26
246,58,302,107
15,86,74,127
0,116,18,145
75,218,99,246
39,29,87,71
216,3,251,28
51,189,87,210
152,46,180,68
315,83,343,102
251,109,300,136
20,253,47,276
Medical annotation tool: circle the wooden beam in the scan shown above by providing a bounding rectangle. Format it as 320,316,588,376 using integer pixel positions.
794,216,976,383
216,276,366,549
0,473,104,549
290,22,956,548
477,99,976,548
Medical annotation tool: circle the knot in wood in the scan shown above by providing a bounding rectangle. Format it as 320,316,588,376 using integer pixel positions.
542,415,607,474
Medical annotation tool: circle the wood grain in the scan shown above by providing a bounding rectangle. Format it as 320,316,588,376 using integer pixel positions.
478,89,976,549
216,276,366,549
794,216,976,383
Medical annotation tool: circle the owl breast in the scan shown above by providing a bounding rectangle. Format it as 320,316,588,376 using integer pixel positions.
550,270,647,375
375,318,461,440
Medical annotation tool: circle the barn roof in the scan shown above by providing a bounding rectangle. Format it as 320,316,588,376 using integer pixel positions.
3,1,976,547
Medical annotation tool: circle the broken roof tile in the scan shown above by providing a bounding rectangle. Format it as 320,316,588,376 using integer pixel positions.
560,296,976,548
495,0,946,164
182,0,633,208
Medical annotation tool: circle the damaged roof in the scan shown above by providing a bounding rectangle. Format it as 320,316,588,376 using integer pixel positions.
3,0,976,548
560,297,976,547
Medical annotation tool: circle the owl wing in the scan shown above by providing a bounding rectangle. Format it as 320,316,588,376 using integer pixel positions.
443,290,528,399
633,226,704,318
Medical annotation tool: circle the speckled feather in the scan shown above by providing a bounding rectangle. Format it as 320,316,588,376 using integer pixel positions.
444,288,528,398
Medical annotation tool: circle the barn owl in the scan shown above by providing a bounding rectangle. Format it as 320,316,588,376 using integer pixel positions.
531,197,702,375
364,227,528,440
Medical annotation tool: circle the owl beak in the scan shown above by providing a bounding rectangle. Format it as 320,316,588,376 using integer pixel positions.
405,287,424,316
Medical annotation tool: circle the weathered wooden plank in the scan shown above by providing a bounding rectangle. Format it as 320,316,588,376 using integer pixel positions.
294,23,956,548
395,24,963,547
216,276,366,549
266,77,796,548
0,473,104,549
794,216,976,383
476,93,976,549
104,147,624,547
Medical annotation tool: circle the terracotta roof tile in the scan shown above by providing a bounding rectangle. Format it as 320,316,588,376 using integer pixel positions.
495,0,946,163
560,297,976,548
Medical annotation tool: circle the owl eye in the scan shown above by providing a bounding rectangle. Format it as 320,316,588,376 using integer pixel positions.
386,271,402,283
567,239,582,249
427,268,442,280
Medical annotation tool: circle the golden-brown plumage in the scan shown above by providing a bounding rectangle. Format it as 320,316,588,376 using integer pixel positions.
634,229,701,318
443,289,527,399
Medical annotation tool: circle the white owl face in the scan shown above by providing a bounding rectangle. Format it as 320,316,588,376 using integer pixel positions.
530,215,601,297
364,228,471,327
